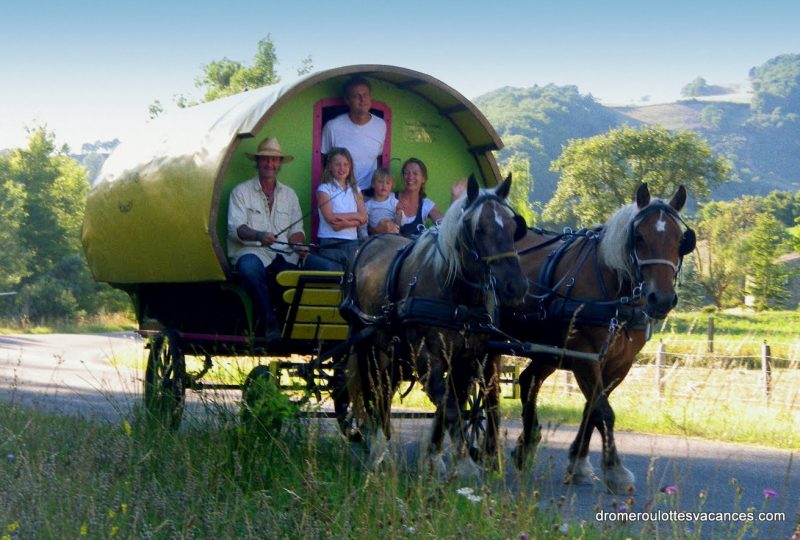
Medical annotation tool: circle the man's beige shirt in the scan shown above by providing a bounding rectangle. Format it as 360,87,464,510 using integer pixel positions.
227,177,305,267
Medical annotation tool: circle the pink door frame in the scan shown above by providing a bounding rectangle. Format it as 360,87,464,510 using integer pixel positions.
310,98,392,241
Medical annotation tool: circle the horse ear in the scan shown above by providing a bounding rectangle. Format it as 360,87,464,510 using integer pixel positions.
635,183,651,208
669,185,687,212
513,214,528,241
494,173,512,199
466,174,480,205
679,228,696,257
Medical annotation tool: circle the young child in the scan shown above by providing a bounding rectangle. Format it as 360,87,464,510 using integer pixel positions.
365,168,401,235
316,147,367,269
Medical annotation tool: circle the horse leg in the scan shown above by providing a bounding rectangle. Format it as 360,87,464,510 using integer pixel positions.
512,360,555,469
593,393,635,494
479,353,502,469
564,364,604,485
417,347,449,478
444,358,482,480
359,345,393,470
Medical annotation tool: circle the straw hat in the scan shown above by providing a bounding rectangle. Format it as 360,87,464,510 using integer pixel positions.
246,137,294,162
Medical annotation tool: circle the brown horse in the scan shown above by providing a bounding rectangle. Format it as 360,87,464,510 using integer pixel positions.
500,183,695,493
341,175,528,476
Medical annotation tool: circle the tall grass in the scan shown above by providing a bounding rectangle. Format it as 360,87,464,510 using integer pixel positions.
0,399,608,539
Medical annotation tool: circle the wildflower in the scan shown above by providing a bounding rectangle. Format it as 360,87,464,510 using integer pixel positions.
122,420,132,437
559,523,569,534
661,485,678,495
519,534,529,540
108,509,116,519
80,523,88,536
5,454,13,463
762,489,778,499
699,489,707,500
456,486,482,503
120,503,128,514
617,504,628,512
110,526,119,537
2,534,10,540
6,522,19,532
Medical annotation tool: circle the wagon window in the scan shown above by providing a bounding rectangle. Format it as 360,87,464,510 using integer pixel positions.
310,97,392,240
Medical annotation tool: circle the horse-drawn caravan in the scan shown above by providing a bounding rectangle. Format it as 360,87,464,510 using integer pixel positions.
82,62,696,486
81,64,514,435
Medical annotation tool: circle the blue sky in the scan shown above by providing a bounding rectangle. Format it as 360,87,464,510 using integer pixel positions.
1,0,798,150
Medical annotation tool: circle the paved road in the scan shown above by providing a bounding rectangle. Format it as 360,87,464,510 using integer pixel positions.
1,333,797,538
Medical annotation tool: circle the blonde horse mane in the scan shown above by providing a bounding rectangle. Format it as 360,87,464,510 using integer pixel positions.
598,201,640,283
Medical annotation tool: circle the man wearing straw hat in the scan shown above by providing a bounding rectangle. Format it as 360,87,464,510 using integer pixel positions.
228,136,335,344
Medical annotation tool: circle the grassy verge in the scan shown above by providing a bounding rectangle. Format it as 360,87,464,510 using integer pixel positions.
0,312,136,334
0,399,615,539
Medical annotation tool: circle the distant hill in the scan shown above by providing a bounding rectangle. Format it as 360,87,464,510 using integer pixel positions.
475,54,800,205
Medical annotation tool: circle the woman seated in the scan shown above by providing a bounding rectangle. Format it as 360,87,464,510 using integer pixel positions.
395,157,444,236
316,147,367,270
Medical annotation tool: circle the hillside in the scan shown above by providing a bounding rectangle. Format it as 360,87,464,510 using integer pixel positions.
475,54,800,205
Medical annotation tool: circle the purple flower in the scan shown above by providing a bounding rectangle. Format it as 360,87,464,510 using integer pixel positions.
617,504,628,512
661,485,678,495
763,489,778,499
519,534,529,540
5,453,14,462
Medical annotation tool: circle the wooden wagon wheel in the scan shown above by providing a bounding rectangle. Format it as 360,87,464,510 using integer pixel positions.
463,379,487,462
144,331,186,429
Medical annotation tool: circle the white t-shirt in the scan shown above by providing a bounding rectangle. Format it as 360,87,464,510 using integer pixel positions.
366,193,399,229
317,181,360,240
321,113,387,191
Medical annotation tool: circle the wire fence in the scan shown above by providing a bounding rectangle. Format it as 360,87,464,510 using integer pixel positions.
503,337,800,410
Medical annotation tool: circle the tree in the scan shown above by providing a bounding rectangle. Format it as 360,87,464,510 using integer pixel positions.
681,77,709,97
0,161,30,290
693,198,759,307
11,128,89,274
195,36,281,102
744,214,791,310
544,125,730,226
501,153,538,226
750,54,800,118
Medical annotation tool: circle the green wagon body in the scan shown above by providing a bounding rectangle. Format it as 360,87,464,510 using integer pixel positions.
81,65,503,335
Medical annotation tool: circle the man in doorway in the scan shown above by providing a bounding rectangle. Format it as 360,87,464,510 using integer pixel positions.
321,76,387,192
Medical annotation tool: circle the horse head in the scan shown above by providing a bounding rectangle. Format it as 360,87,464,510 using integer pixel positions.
438,174,528,307
609,183,695,319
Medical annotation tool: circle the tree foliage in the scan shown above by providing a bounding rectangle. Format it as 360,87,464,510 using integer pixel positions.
501,153,538,226
0,161,29,290
474,84,622,203
744,214,791,310
544,125,731,226
0,127,130,321
196,36,280,102
750,53,800,119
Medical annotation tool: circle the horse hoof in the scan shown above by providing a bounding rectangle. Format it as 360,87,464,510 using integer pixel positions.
429,454,448,481
512,446,533,471
455,456,483,481
603,465,636,494
564,457,595,485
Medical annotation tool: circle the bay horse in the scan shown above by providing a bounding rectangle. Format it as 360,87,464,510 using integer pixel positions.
500,183,695,493
340,174,528,476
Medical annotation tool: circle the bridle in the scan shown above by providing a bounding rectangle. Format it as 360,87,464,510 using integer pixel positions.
626,202,696,284
456,194,522,285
